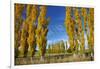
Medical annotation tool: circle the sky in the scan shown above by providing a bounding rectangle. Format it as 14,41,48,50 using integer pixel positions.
46,6,68,44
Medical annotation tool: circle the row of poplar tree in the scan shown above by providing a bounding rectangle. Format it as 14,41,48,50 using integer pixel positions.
64,7,94,56
15,4,50,59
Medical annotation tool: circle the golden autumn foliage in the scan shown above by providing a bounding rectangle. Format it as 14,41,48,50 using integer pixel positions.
14,4,25,57
36,6,49,59
15,4,25,21
65,7,86,55
27,5,38,57
65,7,75,52
65,7,94,56
74,8,85,55
87,8,94,54
17,4,38,57
18,21,27,57
81,8,87,30
81,8,94,55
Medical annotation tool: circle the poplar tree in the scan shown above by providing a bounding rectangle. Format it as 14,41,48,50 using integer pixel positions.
27,5,38,57
87,8,94,55
18,21,27,57
15,4,25,57
74,8,85,55
36,6,50,60
65,7,75,53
